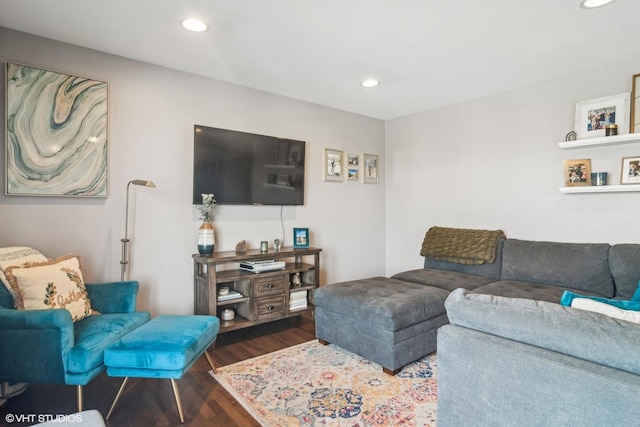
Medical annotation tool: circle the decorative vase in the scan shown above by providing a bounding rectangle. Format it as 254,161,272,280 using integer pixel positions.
198,221,215,255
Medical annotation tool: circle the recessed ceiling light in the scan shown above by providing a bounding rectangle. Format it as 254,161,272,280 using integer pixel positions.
580,0,616,9
181,18,209,32
361,79,380,88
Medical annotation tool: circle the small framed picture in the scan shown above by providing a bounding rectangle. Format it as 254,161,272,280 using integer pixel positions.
563,159,592,187
293,228,310,248
574,93,630,139
620,156,640,185
363,153,379,184
631,74,640,133
348,154,359,166
348,168,359,181
324,148,343,182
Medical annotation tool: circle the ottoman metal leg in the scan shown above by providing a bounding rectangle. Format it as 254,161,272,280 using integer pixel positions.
171,379,185,423
203,349,216,373
106,377,129,421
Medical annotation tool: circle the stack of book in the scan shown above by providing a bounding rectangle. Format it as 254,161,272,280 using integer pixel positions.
217,290,244,301
289,290,308,310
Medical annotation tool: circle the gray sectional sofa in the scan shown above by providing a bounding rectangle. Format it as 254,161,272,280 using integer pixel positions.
314,230,640,425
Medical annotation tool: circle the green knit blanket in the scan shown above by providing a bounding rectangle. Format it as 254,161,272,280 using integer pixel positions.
420,226,505,265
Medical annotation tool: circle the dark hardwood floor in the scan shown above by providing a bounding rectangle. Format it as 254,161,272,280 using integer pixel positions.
0,313,316,426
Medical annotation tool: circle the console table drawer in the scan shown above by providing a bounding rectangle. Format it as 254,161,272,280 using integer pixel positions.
255,277,285,297
257,296,285,319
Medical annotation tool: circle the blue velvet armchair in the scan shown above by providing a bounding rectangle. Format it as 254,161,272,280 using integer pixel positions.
0,281,150,411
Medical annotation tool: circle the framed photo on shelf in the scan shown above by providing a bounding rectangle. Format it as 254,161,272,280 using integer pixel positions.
620,156,640,185
324,148,343,182
563,159,591,187
574,93,630,139
293,228,310,248
363,153,379,184
631,74,640,133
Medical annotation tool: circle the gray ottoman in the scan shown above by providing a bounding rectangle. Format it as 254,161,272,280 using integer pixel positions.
314,277,449,374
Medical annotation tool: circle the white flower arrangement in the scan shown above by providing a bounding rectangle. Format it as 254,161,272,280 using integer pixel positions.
198,193,217,222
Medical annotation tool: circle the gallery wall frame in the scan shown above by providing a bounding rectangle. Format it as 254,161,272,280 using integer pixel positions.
347,153,359,181
5,62,109,197
574,93,629,140
363,153,379,184
324,148,343,182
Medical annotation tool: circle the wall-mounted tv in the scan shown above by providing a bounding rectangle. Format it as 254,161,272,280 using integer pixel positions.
193,125,305,205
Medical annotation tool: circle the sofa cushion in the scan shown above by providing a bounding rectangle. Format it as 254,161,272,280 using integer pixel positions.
445,288,640,375
500,239,614,297
609,244,640,299
314,277,449,331
0,247,47,297
68,312,150,373
474,280,603,304
5,254,96,322
391,268,495,292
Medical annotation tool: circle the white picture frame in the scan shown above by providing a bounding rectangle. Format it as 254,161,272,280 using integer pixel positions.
363,153,379,184
574,93,630,139
620,156,640,185
324,148,343,182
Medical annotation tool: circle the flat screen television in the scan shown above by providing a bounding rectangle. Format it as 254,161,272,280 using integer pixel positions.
193,125,305,205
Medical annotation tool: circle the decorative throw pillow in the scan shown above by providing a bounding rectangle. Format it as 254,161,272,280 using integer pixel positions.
5,254,96,322
560,290,640,311
570,298,640,324
0,247,48,296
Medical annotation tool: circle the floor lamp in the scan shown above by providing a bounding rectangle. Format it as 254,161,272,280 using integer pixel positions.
120,179,156,281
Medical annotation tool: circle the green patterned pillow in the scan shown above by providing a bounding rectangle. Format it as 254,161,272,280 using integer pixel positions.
5,254,97,322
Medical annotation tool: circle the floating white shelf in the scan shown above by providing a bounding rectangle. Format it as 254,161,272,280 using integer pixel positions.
558,133,640,149
559,185,640,194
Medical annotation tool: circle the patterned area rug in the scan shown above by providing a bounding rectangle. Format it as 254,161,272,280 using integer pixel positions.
211,340,437,426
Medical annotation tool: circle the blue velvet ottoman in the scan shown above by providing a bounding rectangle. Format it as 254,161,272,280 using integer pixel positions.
103,315,220,423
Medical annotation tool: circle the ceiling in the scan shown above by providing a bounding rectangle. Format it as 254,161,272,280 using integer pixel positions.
1,0,639,120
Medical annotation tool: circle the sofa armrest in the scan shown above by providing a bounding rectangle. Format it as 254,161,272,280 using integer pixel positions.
0,307,74,383
0,306,73,329
445,288,640,375
86,281,139,313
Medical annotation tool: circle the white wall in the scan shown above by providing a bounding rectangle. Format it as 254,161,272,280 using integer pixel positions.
385,59,640,276
0,27,386,315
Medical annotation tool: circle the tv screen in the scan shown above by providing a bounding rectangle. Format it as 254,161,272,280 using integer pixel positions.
193,125,305,205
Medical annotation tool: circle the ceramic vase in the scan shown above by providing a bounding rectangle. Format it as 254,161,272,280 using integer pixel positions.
198,221,215,255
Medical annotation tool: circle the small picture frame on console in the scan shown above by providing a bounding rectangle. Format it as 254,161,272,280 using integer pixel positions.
293,228,310,249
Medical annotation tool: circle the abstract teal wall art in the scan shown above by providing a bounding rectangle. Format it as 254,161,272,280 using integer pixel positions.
6,63,108,197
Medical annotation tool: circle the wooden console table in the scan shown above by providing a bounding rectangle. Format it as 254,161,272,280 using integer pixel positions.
193,247,321,333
